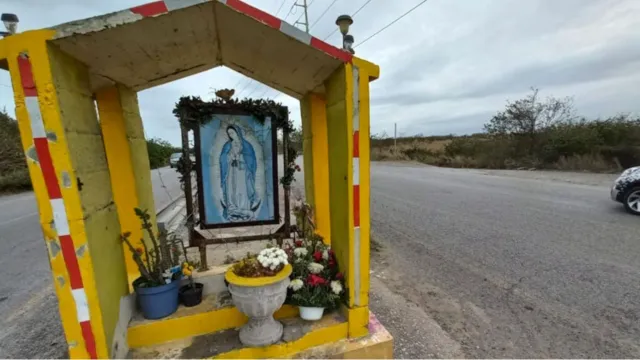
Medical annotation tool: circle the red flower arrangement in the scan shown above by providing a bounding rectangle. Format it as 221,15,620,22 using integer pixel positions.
286,233,345,310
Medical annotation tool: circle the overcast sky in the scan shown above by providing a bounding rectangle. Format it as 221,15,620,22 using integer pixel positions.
1,0,639,144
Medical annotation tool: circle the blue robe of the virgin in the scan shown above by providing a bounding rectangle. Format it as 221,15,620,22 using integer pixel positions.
219,125,259,221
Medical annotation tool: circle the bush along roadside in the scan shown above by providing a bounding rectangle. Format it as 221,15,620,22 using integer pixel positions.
0,110,31,193
371,89,640,172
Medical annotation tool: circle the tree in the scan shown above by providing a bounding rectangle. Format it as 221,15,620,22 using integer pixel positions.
484,88,576,135
0,110,27,173
484,88,576,152
146,138,180,169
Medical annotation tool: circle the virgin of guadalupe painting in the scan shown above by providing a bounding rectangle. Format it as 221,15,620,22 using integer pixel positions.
196,112,279,228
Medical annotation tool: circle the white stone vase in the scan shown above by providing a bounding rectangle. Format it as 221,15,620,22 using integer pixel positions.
225,265,292,347
299,306,325,321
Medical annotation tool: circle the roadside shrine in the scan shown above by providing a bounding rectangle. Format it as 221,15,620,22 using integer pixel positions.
0,0,390,358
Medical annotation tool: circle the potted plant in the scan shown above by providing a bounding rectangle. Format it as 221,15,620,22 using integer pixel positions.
225,247,291,347
179,261,203,307
286,234,344,320
121,208,183,320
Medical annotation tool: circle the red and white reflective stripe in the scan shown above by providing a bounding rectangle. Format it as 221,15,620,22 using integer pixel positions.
352,65,361,306
130,0,207,16
17,54,98,359
219,0,352,63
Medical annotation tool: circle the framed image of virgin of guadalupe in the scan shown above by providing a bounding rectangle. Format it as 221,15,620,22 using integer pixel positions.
194,108,279,228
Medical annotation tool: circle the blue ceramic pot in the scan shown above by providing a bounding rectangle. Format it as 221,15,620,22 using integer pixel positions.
135,279,180,320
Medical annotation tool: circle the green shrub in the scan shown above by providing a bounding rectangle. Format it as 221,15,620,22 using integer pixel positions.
146,138,180,169
0,170,32,193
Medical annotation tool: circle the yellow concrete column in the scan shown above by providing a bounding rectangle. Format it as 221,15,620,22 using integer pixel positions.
300,93,331,244
323,59,379,338
324,64,366,338
4,31,127,358
96,85,157,284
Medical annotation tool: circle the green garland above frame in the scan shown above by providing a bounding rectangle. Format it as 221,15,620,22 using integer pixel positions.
172,90,298,187
173,92,293,133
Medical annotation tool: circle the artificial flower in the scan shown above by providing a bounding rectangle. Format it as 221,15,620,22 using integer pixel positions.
307,274,326,286
335,272,344,280
330,280,343,295
289,278,304,291
294,248,308,257
313,251,323,262
295,240,303,247
308,262,324,274
322,250,329,261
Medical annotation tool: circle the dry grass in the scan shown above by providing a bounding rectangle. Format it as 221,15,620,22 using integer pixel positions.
371,139,451,161
553,154,619,172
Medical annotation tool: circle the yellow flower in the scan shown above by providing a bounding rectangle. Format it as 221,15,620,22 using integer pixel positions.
183,269,192,276
182,262,189,268
189,265,194,271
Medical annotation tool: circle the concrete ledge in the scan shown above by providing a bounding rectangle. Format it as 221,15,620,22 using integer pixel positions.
129,311,349,359
127,291,298,348
128,311,392,359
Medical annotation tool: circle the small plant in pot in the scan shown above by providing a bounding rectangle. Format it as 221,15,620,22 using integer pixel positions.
179,261,203,307
121,208,183,320
169,231,204,307
225,247,291,347
286,234,344,320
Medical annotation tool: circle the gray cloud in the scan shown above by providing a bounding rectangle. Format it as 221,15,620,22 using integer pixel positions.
1,0,639,142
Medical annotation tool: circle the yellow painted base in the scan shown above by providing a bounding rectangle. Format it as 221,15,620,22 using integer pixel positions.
342,305,370,338
214,315,348,359
128,311,392,359
128,293,298,348
293,313,393,359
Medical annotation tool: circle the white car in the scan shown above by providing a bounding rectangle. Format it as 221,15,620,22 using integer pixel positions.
169,152,182,168
169,152,196,168
611,166,640,215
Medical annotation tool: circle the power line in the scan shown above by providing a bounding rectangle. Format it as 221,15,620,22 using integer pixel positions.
237,79,254,95
351,0,374,17
231,76,246,91
310,0,338,30
274,0,288,17
322,0,374,40
283,0,298,21
355,0,429,48
258,87,272,99
245,83,263,98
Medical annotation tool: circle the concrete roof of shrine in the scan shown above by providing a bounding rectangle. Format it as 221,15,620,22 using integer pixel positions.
44,0,371,99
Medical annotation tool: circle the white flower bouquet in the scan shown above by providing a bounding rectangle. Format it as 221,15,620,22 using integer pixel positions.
231,247,289,278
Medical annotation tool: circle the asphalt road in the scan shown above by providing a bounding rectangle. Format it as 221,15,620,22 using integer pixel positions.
0,166,180,358
369,162,640,358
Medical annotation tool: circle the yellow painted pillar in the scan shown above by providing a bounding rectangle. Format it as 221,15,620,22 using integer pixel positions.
4,31,127,358
323,59,379,339
300,93,331,244
96,85,158,284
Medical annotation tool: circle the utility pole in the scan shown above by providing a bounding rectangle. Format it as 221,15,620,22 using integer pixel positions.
394,123,397,155
294,0,310,33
